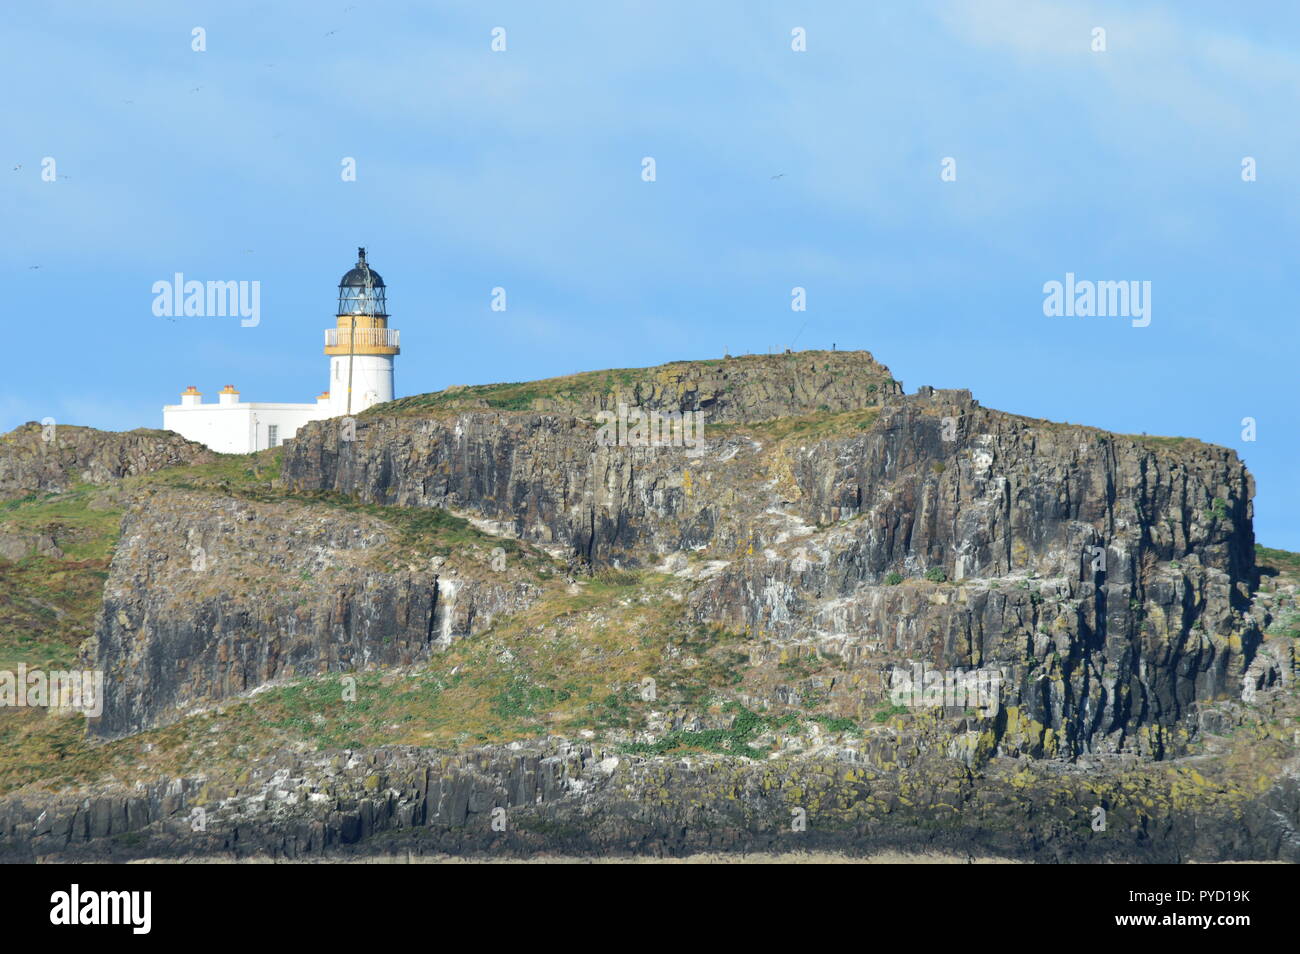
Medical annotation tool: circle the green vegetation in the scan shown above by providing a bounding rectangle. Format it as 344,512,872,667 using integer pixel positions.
1265,612,1300,639
1125,434,1194,450
374,366,648,417
1203,498,1229,523
290,492,533,560
621,702,785,759
0,573,699,791
0,556,884,795
924,567,948,583
716,407,882,444
0,485,122,670
884,572,904,586
873,704,910,723
367,353,893,426
134,448,544,567
1,485,121,562
133,449,281,496
0,557,108,671
814,715,859,733
1257,545,1300,584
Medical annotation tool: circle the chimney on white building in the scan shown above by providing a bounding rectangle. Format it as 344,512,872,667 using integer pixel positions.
180,386,202,407
218,385,240,406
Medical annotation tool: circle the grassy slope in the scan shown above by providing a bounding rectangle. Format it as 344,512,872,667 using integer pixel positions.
1257,544,1300,584
0,566,843,795
369,350,894,419
0,486,120,671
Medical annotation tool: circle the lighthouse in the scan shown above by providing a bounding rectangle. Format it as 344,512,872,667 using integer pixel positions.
326,247,400,416
163,247,401,453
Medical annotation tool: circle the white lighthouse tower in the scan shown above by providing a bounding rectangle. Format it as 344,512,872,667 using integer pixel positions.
163,247,402,453
325,247,400,416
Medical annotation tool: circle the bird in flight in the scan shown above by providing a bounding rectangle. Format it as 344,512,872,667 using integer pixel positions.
771,173,784,179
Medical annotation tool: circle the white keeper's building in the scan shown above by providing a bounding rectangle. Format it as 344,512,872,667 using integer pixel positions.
163,248,400,453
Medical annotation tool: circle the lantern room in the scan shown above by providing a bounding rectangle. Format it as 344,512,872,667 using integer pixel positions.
337,247,387,317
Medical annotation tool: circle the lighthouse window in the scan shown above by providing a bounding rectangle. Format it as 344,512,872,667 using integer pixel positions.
267,425,279,447
338,286,386,316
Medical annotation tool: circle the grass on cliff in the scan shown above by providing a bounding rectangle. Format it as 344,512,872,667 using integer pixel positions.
622,702,794,759
0,446,564,787
1117,433,1196,451
375,366,656,416
0,569,853,794
232,573,741,749
366,350,883,419
997,410,1208,456
281,492,540,563
714,407,881,444
369,356,756,416
1,485,121,561
0,453,332,676
131,448,282,496
4,554,1296,800
134,447,547,566
0,557,108,671
1257,545,1300,586
0,485,122,670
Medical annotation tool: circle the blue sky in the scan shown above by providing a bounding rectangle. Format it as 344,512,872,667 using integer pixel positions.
4,1,1299,546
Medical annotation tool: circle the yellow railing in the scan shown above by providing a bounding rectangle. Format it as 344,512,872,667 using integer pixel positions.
324,328,400,349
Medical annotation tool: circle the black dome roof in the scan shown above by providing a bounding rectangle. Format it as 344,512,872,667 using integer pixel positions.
339,247,385,287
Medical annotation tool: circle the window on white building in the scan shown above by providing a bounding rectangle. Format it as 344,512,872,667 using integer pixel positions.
267,425,279,448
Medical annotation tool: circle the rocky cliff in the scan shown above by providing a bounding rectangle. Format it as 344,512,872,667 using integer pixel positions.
0,423,212,497
91,489,546,738
0,350,1296,862
278,359,1263,760
3,722,1298,863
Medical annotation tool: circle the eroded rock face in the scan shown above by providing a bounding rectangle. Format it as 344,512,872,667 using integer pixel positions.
0,423,213,499
43,355,1264,760
90,490,541,738
1,740,1295,863
1,354,1293,861
278,387,1260,758
283,390,1254,577
689,390,1260,758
